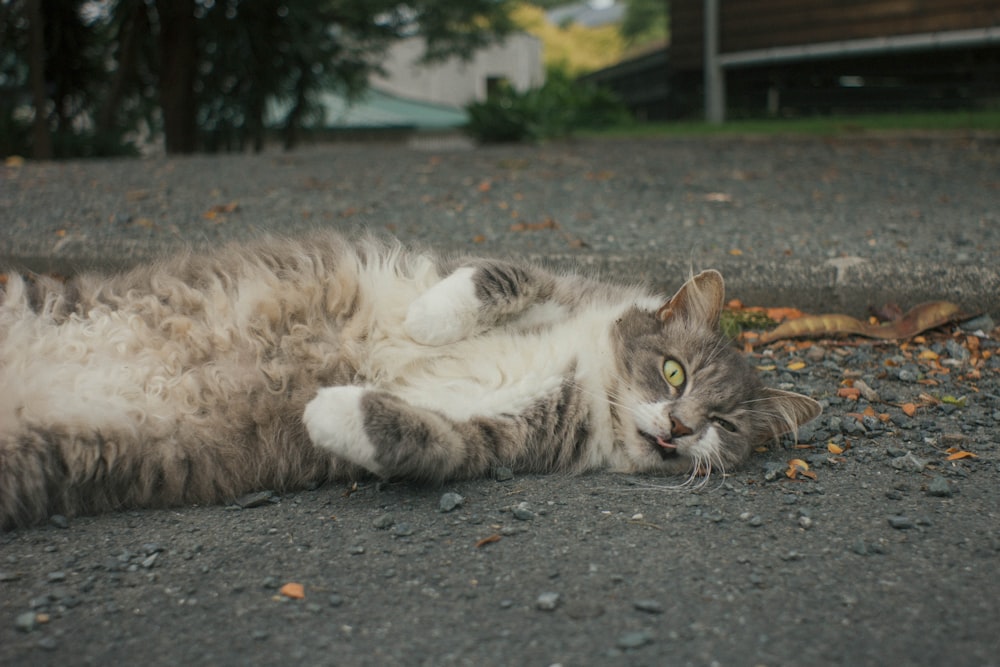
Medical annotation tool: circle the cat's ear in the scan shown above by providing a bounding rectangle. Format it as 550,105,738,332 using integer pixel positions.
753,388,822,442
657,270,725,329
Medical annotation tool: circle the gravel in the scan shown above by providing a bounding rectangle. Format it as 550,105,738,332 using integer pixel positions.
2,136,999,667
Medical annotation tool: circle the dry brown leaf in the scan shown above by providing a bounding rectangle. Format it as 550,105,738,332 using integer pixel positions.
279,582,305,599
828,443,844,454
758,301,965,344
837,387,861,400
475,534,502,548
945,449,977,461
901,403,917,417
786,459,816,480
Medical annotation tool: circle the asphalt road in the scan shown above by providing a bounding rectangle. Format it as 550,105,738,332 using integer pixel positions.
1,134,999,666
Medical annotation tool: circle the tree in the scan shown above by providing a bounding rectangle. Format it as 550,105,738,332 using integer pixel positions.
620,0,668,48
0,0,515,157
148,0,516,153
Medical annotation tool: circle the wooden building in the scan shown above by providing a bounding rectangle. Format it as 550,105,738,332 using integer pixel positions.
670,0,1000,119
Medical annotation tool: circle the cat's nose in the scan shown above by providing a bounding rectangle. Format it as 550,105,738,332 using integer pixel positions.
670,416,693,437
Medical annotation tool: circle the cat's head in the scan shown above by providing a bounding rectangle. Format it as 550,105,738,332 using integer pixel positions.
612,270,821,480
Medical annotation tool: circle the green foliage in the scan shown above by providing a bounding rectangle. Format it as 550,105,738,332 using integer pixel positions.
620,0,669,48
0,0,515,157
465,67,630,143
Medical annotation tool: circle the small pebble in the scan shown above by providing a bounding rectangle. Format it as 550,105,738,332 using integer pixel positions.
439,492,464,513
633,599,664,614
234,490,275,509
15,612,37,632
371,513,395,529
512,503,535,521
391,523,414,537
617,630,653,649
927,475,954,497
798,516,813,530
888,515,914,529
536,592,560,611
48,515,69,529
493,466,514,482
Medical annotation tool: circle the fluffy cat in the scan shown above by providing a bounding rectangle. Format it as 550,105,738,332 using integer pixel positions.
0,232,820,529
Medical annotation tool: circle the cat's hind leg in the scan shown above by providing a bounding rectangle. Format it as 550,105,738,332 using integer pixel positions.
303,386,491,482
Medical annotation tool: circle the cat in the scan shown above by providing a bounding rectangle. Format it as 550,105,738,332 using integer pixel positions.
0,232,820,529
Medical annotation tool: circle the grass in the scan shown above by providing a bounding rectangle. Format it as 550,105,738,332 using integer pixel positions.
582,109,1000,138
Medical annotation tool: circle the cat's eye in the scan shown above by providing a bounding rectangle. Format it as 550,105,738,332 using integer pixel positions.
661,359,686,389
714,418,738,433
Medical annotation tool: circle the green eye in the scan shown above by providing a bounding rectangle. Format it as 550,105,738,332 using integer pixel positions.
662,359,686,388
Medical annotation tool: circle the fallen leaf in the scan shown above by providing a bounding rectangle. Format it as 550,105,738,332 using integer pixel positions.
786,361,806,371
475,534,502,548
837,387,861,400
477,179,492,192
758,301,966,343
728,248,743,256
279,582,305,599
902,403,917,417
945,450,977,461
785,458,817,480
941,395,967,407
703,192,733,203
4,155,25,167
828,443,844,454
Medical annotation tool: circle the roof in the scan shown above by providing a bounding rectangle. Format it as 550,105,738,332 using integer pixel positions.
269,87,468,130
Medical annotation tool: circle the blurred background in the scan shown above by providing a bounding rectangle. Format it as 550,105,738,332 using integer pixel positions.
1,0,998,159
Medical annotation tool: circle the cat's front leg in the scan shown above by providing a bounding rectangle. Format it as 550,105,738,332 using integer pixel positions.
303,386,486,481
303,386,385,475
404,261,552,346
403,267,481,346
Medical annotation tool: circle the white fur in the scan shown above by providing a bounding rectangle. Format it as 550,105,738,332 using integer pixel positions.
303,386,383,475
403,267,480,346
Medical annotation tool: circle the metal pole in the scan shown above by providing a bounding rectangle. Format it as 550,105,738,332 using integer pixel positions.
704,0,725,123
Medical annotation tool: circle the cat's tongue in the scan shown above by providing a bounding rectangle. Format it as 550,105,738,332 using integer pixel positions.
656,436,676,450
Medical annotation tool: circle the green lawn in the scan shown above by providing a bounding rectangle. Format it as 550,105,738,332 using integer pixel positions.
583,110,1000,138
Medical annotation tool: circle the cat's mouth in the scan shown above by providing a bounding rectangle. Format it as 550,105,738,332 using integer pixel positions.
639,430,680,460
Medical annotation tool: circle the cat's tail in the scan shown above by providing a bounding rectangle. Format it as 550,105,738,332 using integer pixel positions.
0,430,67,530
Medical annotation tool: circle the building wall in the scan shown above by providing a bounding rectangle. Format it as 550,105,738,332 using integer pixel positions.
371,33,545,109
672,0,1000,71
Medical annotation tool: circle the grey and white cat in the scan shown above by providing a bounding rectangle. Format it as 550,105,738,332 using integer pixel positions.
0,232,820,529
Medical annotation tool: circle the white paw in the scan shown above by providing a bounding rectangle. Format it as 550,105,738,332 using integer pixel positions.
404,267,480,346
303,386,382,474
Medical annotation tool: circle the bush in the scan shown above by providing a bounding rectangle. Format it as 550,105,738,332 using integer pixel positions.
465,68,629,143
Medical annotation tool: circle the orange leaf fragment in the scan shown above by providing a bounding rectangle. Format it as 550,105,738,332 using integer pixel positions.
475,534,502,548
477,179,492,192
785,458,816,480
837,387,861,401
902,403,917,417
279,582,305,599
918,350,939,361
765,307,805,322
787,361,807,371
828,443,844,454
945,449,977,461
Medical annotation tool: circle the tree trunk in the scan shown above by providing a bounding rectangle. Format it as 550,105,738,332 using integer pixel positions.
27,0,52,159
156,0,198,154
97,0,149,138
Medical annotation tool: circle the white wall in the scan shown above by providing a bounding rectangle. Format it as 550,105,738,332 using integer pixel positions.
372,33,545,108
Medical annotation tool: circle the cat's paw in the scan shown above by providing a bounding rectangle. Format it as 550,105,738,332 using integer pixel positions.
404,267,480,346
303,386,382,474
